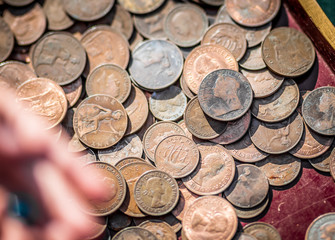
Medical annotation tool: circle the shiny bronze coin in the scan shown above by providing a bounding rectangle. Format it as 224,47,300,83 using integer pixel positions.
86,64,131,103
262,27,315,77
234,195,269,219
62,77,82,107
224,164,269,209
226,0,280,27
149,86,187,122
108,211,131,231
184,97,227,140
249,111,304,154
0,18,14,62
3,0,33,6
309,142,335,172
302,86,335,136
139,220,177,240
202,23,247,61
17,78,67,130
73,94,128,149
251,79,299,122
112,226,158,240
110,4,133,40
83,217,107,240
32,32,86,85
164,4,208,47
305,212,335,240
239,45,266,70
255,154,301,186
180,75,195,99
43,0,74,31
0,61,36,89
198,69,253,121
118,0,165,14
182,142,235,195
82,162,126,216
244,222,281,240
133,214,182,233
183,196,238,240
114,157,145,170
129,40,183,91
76,149,97,165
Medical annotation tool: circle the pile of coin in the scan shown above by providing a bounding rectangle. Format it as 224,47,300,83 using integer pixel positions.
1,0,335,239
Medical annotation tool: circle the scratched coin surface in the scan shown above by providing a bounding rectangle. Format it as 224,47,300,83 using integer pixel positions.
129,40,183,91
255,154,301,186
309,142,335,173
262,27,315,77
0,18,14,62
108,211,132,231
73,94,128,149
134,170,179,216
182,142,235,195
244,222,281,240
62,77,82,107
198,69,253,121
118,0,165,14
239,45,266,70
234,195,269,219
139,220,177,240
32,32,86,85
249,111,304,154
0,61,36,89
183,196,238,240
112,226,158,240
306,212,335,240
224,164,269,208
43,0,74,31
302,87,335,136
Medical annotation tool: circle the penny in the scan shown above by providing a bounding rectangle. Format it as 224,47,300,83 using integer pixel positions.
233,233,257,240
251,79,299,122
239,45,266,71
0,61,36,89
134,170,179,216
3,0,33,6
183,196,238,240
76,148,97,165
62,77,82,107
143,121,185,162
225,132,269,163
68,133,87,152
202,23,247,61
309,142,335,172
139,220,177,240
129,40,183,91
0,18,14,62
119,162,156,217
164,4,208,47
149,86,187,121
73,94,128,149
226,0,280,27
244,222,281,240
82,162,126,216
17,78,67,130
234,194,269,219
242,23,272,48
328,148,335,180
133,214,182,233
180,75,195,99
241,69,284,99
178,120,202,144
98,134,143,166
255,154,301,186
118,0,165,14
198,69,253,122
202,0,225,6
43,0,74,31
136,111,155,140
115,157,146,169
130,30,144,51
32,32,86,86
305,212,335,240
108,211,131,231
262,27,315,77
182,142,235,195
249,111,304,154
112,227,158,240
3,4,46,46
110,4,133,40
215,4,236,25
84,217,107,240
302,86,335,136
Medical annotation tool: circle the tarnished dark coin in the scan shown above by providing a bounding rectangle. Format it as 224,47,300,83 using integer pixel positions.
198,69,253,121
262,27,315,77
0,18,14,62
305,212,335,240
134,170,179,216
224,164,269,208
234,195,269,219
73,94,128,149
32,32,86,85
184,97,227,140
180,75,195,99
108,211,131,231
239,45,266,70
302,87,335,136
115,157,145,170
62,77,82,107
164,4,208,47
3,0,33,6
249,111,304,154
112,226,158,240
43,0,74,31
202,0,224,6
0,61,36,89
118,0,165,14
309,142,335,173
129,40,183,91
139,220,177,240
244,222,281,240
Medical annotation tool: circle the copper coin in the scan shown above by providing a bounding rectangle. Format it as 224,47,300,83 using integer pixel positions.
17,78,67,130
119,161,155,217
139,220,177,240
164,4,208,47
84,217,107,240
178,119,202,143
225,132,269,163
309,142,335,173
182,142,235,195
3,0,33,6
249,111,304,154
180,75,195,99
202,23,247,61
76,148,97,165
226,0,280,27
244,222,281,240
112,227,158,240
233,233,258,240
133,214,182,233
328,148,335,180
62,77,82,107
82,162,126,216
110,4,133,40
302,86,335,136
129,40,183,91
0,61,36,89
98,134,143,166
262,27,315,77
108,211,131,231
68,134,87,153
155,135,199,178
134,170,179,216
0,18,14,62
305,212,335,240
234,195,269,219
215,4,236,25
183,196,238,240
210,110,251,145
32,32,86,85
118,0,165,14
143,121,185,162
239,45,266,70
73,94,128,149
241,69,284,99
241,23,272,48
149,86,187,122
43,0,74,31
198,69,253,121
130,30,144,51
183,44,239,94
184,97,227,140
136,111,155,141
251,79,299,122
115,157,146,170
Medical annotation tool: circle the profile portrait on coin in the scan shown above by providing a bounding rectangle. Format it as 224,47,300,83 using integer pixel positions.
85,32,114,62
195,55,221,76
315,92,335,131
319,222,335,240
235,0,271,15
143,177,167,208
171,11,199,38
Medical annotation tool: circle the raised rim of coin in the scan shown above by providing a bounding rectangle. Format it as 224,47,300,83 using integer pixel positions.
112,226,158,240
234,194,270,219
138,219,177,240
118,0,165,14
244,222,282,240
0,18,14,62
305,212,335,240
